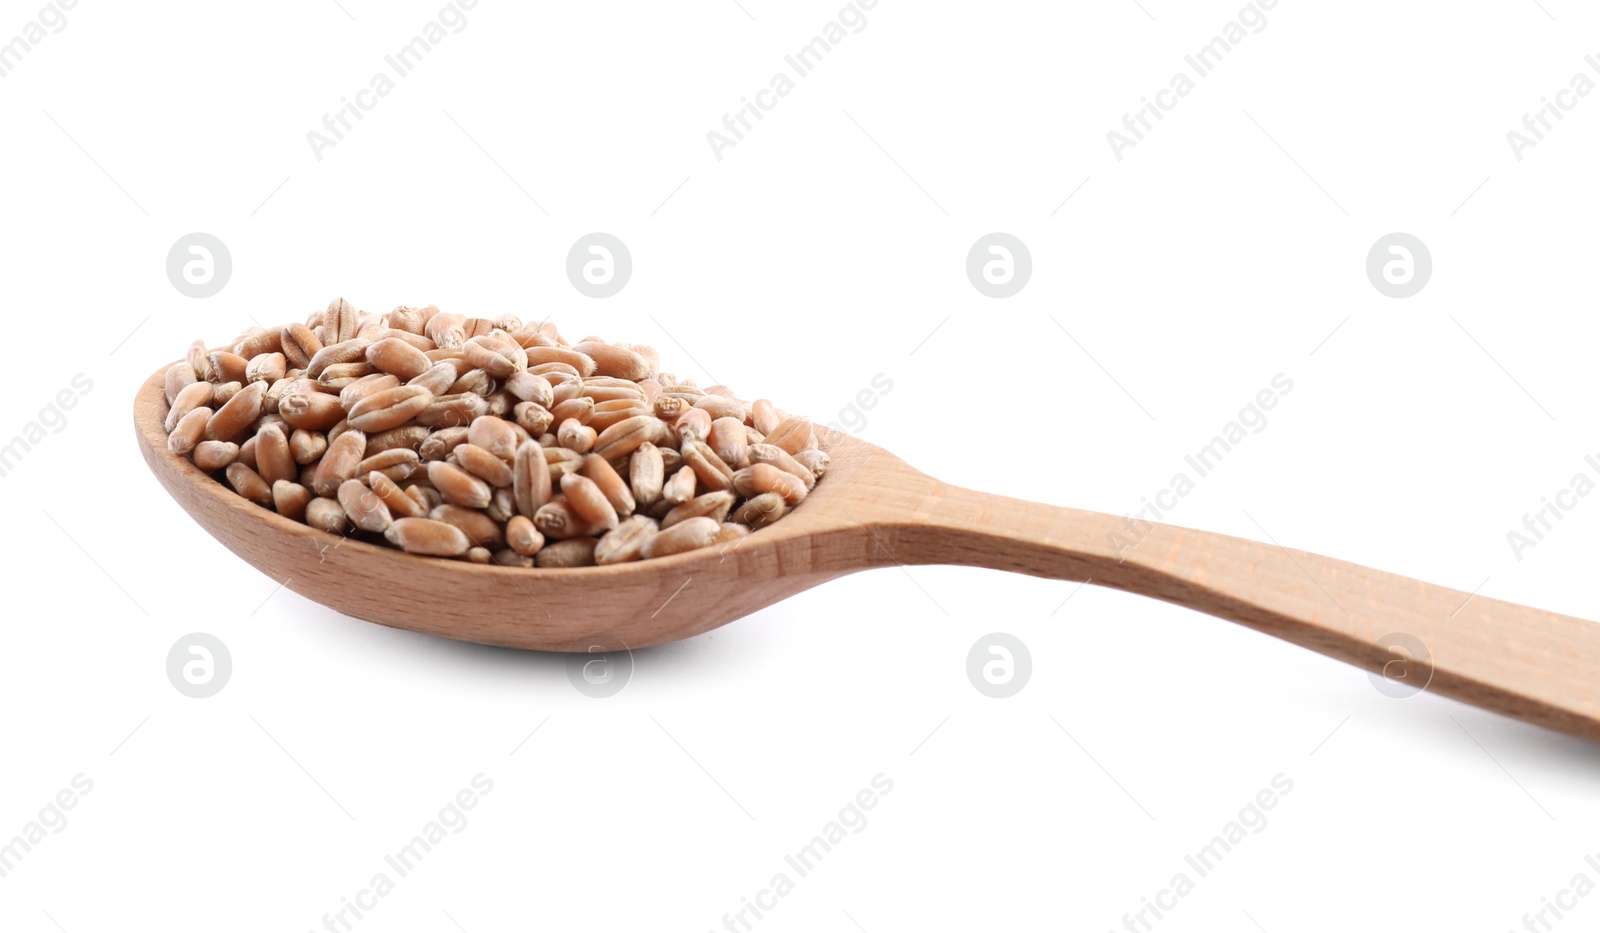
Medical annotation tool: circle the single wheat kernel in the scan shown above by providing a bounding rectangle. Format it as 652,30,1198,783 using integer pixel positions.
560,472,619,529
794,449,829,479
165,380,214,433
463,415,516,461
661,490,736,529
594,415,669,462
203,381,267,443
681,440,735,492
630,442,664,506
513,440,552,518
416,393,489,428
364,424,429,457
709,417,750,470
207,350,249,385
338,478,393,533
454,443,514,487
514,401,555,436
368,471,426,519
750,399,783,435
338,373,398,411
408,360,460,397
491,548,533,568
594,515,658,565
210,380,242,407
255,423,297,486
278,391,346,431
587,404,652,433
236,435,259,472
506,514,546,556
282,323,322,370
674,408,712,445
184,339,207,381
428,461,492,509
551,397,595,426
306,338,370,379
272,480,311,521
733,463,807,505
504,372,555,408
462,335,528,378
356,448,422,483
485,486,516,523
225,462,274,506
419,426,470,461
557,419,598,454
580,453,635,517
347,384,433,433
366,337,433,380
543,447,586,479
425,312,468,350
571,341,650,381
693,395,745,423
328,297,361,344
748,443,815,489
168,406,212,455
385,517,470,556
528,361,580,379
306,497,350,535
582,382,647,405
536,537,599,568
731,492,786,529
764,417,814,455
661,465,697,505
313,429,368,497
246,352,287,385
233,328,282,360
549,375,585,407
714,522,750,550
524,346,596,375
317,361,377,389
653,395,689,422
192,440,239,472
430,504,504,548
288,430,327,466
642,516,720,559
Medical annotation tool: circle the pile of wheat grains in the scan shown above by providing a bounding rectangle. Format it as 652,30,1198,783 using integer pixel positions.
159,299,826,567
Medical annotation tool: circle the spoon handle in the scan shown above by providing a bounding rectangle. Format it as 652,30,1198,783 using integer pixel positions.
882,480,1600,741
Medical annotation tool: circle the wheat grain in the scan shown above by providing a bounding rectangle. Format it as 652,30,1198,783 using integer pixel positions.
162,302,829,566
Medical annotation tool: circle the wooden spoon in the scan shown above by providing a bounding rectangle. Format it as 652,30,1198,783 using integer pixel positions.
135,366,1600,741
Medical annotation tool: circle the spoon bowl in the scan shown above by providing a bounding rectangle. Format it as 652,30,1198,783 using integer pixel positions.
136,364,1600,742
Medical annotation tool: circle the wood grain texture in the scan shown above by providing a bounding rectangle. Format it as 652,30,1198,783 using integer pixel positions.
135,365,1600,741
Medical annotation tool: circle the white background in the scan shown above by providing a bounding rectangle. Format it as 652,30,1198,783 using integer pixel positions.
3,1,1599,930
